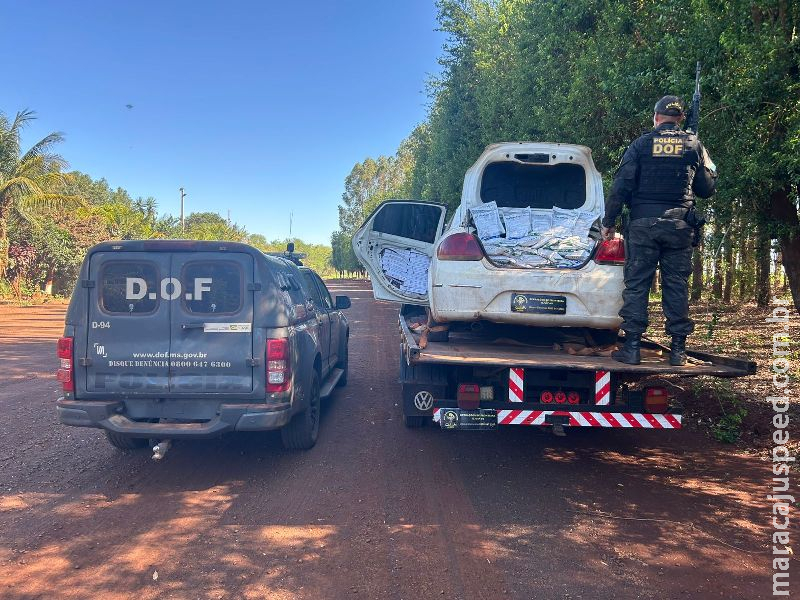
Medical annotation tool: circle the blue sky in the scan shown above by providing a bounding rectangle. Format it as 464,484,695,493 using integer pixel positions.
1,1,443,244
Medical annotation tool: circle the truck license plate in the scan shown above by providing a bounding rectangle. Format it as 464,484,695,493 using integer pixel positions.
439,408,497,431
511,293,566,314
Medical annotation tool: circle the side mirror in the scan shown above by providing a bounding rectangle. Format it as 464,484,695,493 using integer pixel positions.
335,295,351,310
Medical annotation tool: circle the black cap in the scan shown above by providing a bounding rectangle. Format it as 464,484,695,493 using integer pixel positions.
654,95,685,116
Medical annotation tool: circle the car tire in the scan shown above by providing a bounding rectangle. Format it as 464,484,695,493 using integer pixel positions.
281,372,321,450
105,431,148,450
403,415,427,428
336,342,348,387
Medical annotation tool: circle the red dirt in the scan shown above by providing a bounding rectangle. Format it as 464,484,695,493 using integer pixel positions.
0,283,784,599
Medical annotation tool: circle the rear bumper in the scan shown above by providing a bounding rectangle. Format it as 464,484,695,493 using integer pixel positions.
432,406,682,429
429,258,624,328
56,399,292,439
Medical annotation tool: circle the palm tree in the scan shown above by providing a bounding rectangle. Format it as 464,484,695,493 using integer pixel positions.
0,109,82,276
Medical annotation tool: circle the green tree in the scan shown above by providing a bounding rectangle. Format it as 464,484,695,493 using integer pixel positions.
183,211,248,241
0,109,82,275
385,0,800,309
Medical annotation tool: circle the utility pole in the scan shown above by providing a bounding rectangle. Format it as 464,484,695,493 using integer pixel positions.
289,212,293,240
179,187,186,235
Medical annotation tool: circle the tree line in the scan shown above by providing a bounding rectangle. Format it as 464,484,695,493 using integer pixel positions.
0,110,335,298
331,0,799,310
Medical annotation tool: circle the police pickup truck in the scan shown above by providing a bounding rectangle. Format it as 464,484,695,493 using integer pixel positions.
56,240,350,453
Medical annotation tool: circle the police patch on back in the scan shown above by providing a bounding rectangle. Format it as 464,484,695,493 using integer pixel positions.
652,135,685,157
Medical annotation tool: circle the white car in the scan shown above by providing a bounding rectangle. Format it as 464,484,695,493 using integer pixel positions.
353,142,625,331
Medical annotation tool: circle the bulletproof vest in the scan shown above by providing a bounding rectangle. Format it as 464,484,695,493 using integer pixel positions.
630,124,702,220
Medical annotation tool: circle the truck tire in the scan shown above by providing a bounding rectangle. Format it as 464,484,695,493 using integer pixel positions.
105,431,148,451
336,341,348,387
281,372,321,450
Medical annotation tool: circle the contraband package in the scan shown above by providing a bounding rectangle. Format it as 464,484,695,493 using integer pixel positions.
380,247,430,296
470,202,600,268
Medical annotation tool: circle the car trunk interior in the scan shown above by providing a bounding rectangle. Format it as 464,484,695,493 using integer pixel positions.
480,161,586,209
471,161,599,269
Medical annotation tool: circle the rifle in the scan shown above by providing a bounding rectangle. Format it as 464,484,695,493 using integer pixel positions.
685,61,701,134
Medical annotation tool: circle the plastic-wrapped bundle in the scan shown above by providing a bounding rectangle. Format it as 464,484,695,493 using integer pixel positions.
469,201,505,241
499,207,531,239
475,205,600,269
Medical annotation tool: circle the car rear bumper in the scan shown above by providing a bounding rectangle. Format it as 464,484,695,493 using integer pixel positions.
430,258,624,328
56,399,292,439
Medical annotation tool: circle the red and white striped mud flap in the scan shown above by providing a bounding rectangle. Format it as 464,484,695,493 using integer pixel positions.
434,409,681,428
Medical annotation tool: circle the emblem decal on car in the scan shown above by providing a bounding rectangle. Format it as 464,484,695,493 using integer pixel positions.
413,390,434,411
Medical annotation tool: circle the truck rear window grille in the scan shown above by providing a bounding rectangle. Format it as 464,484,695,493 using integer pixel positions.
182,262,243,314
100,262,159,314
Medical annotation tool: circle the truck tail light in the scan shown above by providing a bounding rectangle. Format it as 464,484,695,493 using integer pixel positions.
56,336,74,393
594,239,625,264
554,390,567,404
457,383,480,409
437,233,484,261
567,391,580,405
644,386,670,413
266,338,291,393
540,390,554,404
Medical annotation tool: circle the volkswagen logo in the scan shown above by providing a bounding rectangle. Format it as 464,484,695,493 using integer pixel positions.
413,390,434,411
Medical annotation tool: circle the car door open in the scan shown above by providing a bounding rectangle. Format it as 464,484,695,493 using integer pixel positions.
352,200,446,305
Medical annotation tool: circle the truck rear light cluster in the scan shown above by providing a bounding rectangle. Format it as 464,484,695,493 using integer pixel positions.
56,336,74,392
437,233,484,261
457,383,480,409
644,386,670,413
594,239,625,264
540,390,581,404
266,338,291,393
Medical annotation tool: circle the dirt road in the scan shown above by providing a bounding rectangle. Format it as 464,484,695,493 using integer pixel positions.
0,284,775,599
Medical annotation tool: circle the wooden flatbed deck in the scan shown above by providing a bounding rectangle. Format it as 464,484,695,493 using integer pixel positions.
400,317,756,378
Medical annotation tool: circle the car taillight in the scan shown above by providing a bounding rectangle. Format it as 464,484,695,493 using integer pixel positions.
644,386,670,413
266,338,291,393
437,233,484,261
594,239,625,264
56,336,74,392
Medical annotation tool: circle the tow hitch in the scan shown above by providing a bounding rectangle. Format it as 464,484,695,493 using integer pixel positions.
151,440,171,461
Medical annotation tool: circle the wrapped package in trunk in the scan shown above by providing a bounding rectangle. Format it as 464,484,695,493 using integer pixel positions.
472,201,600,269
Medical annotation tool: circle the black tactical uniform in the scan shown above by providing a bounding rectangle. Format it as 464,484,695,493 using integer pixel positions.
603,95,717,365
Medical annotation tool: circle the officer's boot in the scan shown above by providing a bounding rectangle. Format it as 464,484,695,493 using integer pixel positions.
612,333,641,365
670,335,688,366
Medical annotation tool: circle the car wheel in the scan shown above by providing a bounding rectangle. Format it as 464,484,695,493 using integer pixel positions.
281,372,321,450
336,343,348,387
105,431,148,450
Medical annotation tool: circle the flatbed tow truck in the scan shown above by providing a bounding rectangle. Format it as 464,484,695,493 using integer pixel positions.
398,308,756,433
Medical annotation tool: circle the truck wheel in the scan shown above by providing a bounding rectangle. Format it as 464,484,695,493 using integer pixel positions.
403,415,427,428
336,342,348,387
105,431,148,450
281,372,321,450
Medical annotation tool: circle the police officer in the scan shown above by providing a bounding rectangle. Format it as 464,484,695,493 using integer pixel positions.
601,95,717,366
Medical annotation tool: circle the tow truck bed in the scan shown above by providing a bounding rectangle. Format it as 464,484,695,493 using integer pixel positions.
400,315,755,378
397,313,754,432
